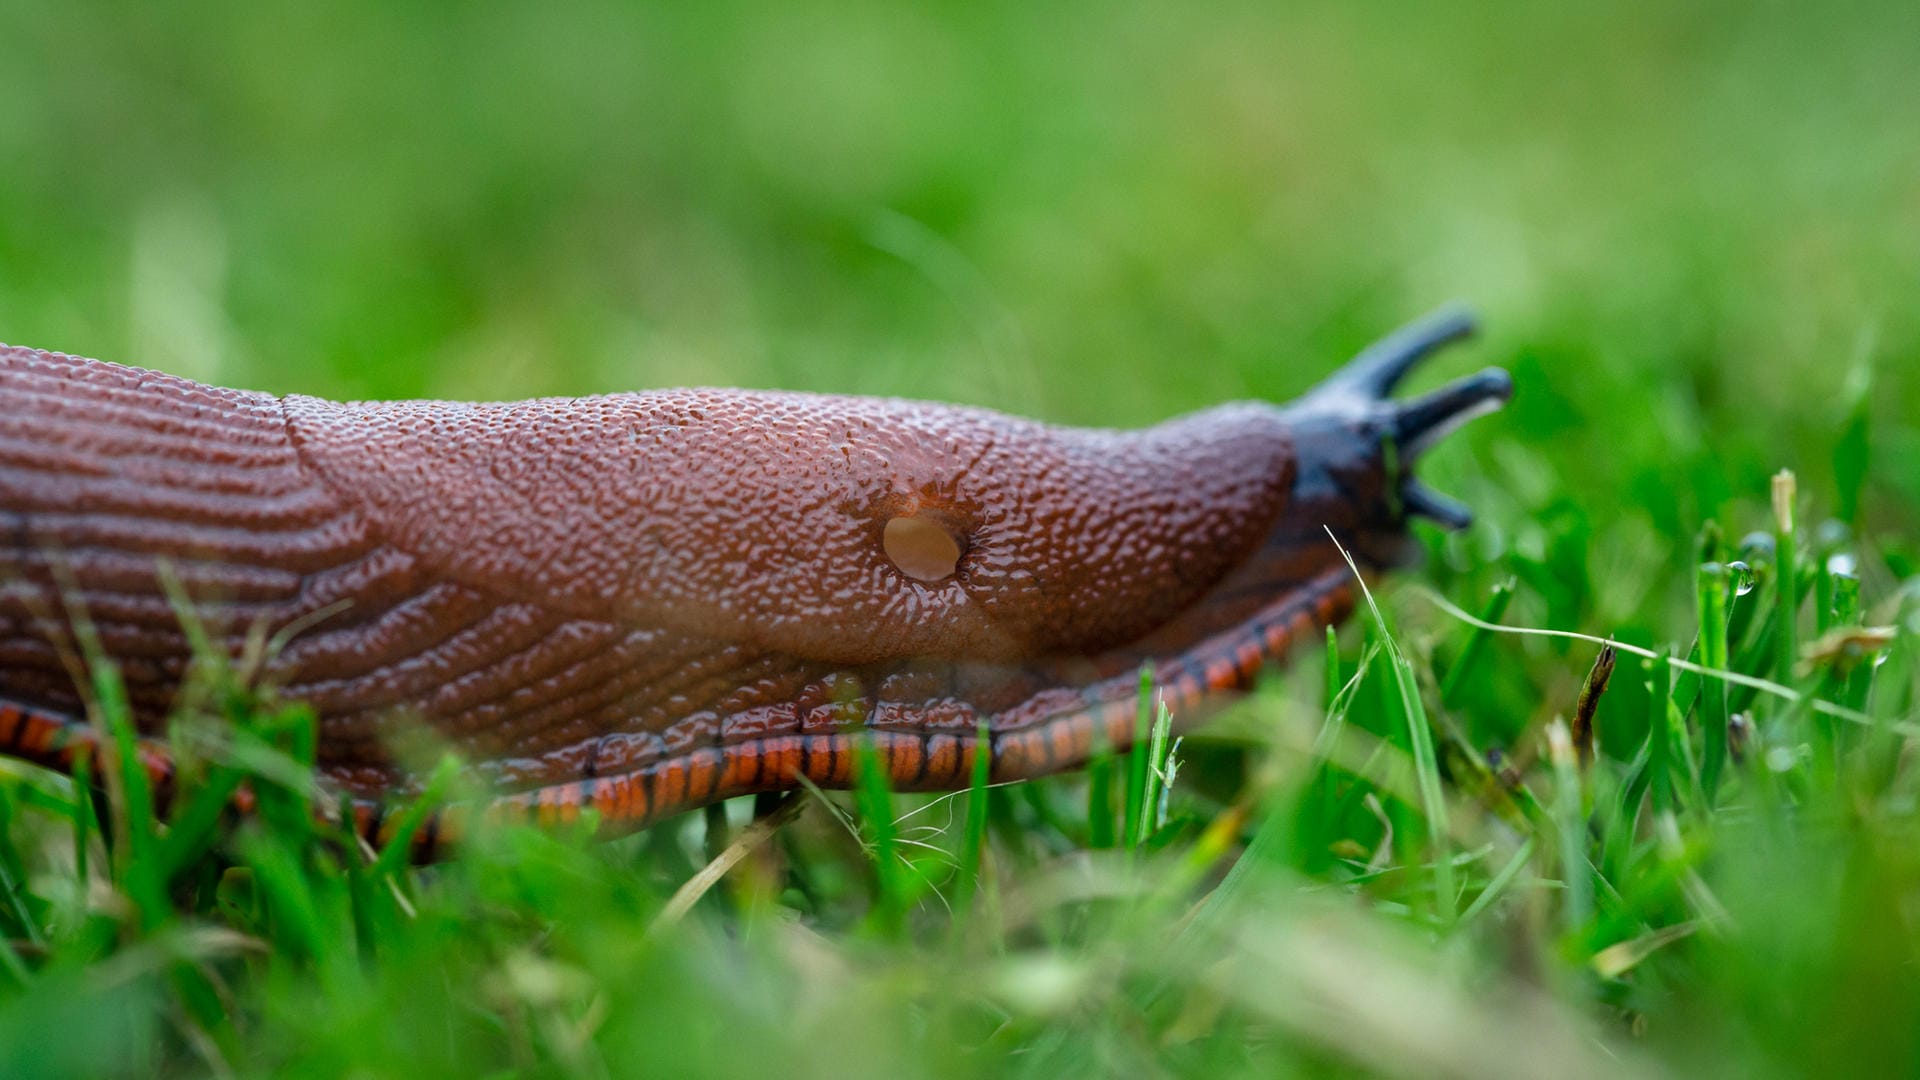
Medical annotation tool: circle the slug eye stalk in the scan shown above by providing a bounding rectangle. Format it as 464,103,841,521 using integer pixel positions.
1394,364,1513,529
1285,305,1512,533
1307,304,1481,403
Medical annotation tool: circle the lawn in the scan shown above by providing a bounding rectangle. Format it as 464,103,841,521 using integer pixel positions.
3,1,1920,1076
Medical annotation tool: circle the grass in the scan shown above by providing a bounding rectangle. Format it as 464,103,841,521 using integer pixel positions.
0,474,1912,1077
4,0,1920,1075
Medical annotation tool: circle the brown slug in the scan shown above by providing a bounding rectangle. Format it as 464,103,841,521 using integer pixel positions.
0,308,1509,854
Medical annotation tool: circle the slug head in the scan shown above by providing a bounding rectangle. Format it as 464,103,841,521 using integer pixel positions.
1278,307,1512,567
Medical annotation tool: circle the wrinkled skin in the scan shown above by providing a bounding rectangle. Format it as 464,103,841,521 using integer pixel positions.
0,310,1508,848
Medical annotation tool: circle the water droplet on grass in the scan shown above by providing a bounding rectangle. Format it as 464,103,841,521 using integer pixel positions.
1726,561,1756,596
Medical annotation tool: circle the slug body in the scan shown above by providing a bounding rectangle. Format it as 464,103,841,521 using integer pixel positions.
0,311,1508,849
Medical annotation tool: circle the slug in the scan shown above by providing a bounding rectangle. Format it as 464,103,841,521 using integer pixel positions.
0,309,1509,854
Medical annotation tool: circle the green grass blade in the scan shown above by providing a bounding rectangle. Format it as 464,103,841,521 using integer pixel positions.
1331,531,1455,925
240,834,327,963
371,754,464,879
1086,734,1115,850
702,801,730,865
1440,577,1516,707
70,750,94,898
0,788,41,960
1122,664,1153,851
1546,719,1590,938
1773,470,1799,689
1460,837,1537,926
1395,648,1455,924
151,764,248,886
1325,624,1341,709
1136,698,1175,843
955,718,993,919
1697,563,1731,800
1648,650,1674,815
850,731,906,937
91,661,166,926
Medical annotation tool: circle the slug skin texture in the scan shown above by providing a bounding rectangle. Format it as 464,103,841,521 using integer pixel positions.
0,309,1509,853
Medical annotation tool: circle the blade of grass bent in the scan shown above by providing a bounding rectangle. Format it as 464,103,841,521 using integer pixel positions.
1327,528,1455,925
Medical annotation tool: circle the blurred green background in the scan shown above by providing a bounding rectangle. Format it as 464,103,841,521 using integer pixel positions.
5,0,1918,534
11,0,1920,769
5,3,1920,1077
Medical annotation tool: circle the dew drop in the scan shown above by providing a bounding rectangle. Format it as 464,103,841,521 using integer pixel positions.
1826,553,1858,578
1726,561,1756,596
884,515,964,582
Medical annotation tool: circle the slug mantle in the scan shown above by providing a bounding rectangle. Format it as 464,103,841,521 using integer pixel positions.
0,308,1509,853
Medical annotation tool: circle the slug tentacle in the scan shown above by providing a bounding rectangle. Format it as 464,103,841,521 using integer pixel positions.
0,311,1510,854
1394,368,1516,462
1279,306,1511,543
1301,304,1477,404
